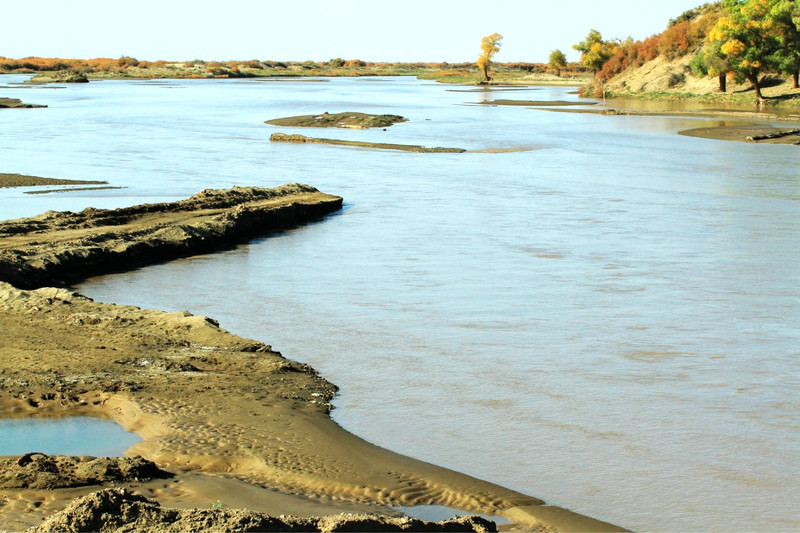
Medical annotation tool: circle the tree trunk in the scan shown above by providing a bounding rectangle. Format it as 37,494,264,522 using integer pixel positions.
793,69,799,89
747,71,765,106
718,72,727,93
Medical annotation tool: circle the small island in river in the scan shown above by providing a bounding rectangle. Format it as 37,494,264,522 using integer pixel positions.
0,173,108,189
0,98,46,109
265,112,408,129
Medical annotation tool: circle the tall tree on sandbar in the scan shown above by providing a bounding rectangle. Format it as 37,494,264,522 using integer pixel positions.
477,32,503,82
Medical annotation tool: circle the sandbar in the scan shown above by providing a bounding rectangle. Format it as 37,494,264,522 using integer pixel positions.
270,133,466,153
0,98,46,109
24,186,126,195
0,184,626,532
0,173,107,188
478,99,596,107
678,124,800,144
266,112,407,129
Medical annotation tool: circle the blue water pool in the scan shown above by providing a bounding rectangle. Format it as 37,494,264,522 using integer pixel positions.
0,416,141,457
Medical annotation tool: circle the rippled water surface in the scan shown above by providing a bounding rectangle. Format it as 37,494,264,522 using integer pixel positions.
2,74,798,532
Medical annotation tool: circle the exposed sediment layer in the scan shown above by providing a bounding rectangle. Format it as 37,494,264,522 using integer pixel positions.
0,455,170,490
270,133,466,153
29,488,497,533
0,184,626,532
0,183,343,289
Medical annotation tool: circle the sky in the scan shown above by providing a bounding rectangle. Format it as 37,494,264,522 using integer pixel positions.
3,0,707,64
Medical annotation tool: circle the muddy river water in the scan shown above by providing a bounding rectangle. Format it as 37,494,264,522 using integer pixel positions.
1,74,798,532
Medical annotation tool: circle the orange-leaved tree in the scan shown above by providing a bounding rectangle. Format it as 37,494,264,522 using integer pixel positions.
477,33,503,82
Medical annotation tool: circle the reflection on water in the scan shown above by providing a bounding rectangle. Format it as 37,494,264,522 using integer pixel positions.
1,75,798,532
0,417,141,456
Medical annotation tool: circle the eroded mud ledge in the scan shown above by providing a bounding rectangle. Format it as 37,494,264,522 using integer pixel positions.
0,184,626,532
0,183,343,289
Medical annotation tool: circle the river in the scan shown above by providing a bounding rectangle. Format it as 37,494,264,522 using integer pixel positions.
1,74,798,532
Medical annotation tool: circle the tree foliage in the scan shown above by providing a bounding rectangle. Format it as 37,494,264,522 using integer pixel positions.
477,32,503,81
573,1,800,102
708,0,783,102
768,0,800,87
548,49,567,76
573,29,619,72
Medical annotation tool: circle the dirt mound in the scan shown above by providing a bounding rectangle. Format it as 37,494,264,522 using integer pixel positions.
0,183,343,288
0,454,170,490
28,488,497,533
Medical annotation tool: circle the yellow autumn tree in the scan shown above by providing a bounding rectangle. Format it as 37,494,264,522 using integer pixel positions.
708,0,781,104
477,32,503,82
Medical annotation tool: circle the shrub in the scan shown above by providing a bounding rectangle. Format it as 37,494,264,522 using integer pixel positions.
117,56,139,67
690,52,708,77
658,20,692,59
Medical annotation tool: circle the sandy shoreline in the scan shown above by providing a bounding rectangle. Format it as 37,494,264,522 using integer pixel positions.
0,185,626,532
487,98,800,144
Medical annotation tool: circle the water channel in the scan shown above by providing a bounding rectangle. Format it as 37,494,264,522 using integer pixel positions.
1,74,798,532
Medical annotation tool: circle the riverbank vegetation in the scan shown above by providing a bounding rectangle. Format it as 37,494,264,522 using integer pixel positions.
574,0,800,107
0,56,589,86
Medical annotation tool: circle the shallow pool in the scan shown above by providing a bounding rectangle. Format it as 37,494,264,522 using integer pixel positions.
395,504,510,525
0,416,141,457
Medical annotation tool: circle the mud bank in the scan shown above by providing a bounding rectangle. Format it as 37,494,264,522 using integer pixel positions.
0,281,625,532
478,99,595,107
0,173,108,189
0,184,627,532
0,183,343,289
679,124,800,144
0,98,46,109
266,112,407,129
0,455,169,490
28,489,497,533
270,133,466,153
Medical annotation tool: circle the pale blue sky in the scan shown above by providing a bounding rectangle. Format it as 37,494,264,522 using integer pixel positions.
3,0,706,63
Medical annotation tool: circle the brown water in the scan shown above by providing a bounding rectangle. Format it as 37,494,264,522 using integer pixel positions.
1,75,798,532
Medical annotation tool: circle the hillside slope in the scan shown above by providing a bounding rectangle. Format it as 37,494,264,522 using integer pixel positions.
601,54,799,104
583,2,800,107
